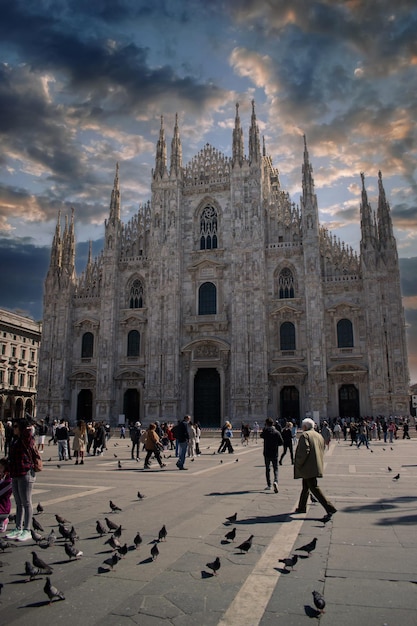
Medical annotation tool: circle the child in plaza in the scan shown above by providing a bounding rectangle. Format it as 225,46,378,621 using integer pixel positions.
0,458,12,533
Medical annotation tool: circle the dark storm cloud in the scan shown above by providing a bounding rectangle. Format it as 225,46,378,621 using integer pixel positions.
399,257,417,298
0,1,225,116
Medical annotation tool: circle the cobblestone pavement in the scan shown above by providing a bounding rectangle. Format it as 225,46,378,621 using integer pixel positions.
0,435,416,625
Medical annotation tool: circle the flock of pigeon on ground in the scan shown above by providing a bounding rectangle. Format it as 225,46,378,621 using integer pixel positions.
0,443,402,614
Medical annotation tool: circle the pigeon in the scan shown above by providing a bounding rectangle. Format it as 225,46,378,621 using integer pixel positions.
312,590,326,613
279,554,298,570
44,577,65,604
31,529,45,544
118,543,128,557
25,560,41,581
58,524,72,541
64,542,83,560
137,491,145,500
393,473,400,480
105,535,121,551
133,532,142,549
151,543,159,560
158,525,167,542
226,512,237,524
236,535,253,554
69,526,79,543
206,556,221,576
109,500,122,513
388,466,392,472
113,454,118,458
56,464,61,469
32,551,53,574
295,537,317,557
105,517,119,531
55,514,70,525
96,520,107,536
0,539,13,552
46,457,52,462
32,517,44,532
36,502,44,514
104,552,121,570
224,528,236,542
118,460,122,469
235,458,239,462
113,524,123,539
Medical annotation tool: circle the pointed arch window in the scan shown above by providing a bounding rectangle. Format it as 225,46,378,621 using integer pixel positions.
198,282,217,315
280,322,296,351
278,268,295,298
81,332,94,358
127,330,140,357
337,318,354,348
129,280,144,309
200,206,218,250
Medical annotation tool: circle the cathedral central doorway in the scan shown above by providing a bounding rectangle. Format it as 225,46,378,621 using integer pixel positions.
193,368,221,427
338,384,360,419
280,386,300,425
77,389,92,421
123,389,140,425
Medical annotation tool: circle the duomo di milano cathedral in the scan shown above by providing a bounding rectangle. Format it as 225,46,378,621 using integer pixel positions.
37,103,409,427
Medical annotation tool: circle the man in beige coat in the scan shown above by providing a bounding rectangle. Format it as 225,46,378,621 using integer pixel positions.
294,418,337,517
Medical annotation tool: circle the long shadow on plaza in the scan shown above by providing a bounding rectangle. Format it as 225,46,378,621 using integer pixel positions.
342,495,417,526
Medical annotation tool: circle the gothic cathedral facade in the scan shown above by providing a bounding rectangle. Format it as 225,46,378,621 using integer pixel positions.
36,104,409,427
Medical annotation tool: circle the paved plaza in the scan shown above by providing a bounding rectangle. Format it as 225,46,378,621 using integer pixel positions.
0,434,416,625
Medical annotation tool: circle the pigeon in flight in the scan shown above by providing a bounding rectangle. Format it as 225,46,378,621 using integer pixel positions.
96,520,107,536
206,556,221,576
151,543,159,560
158,525,167,542
32,551,53,574
25,560,41,581
295,537,317,557
64,543,83,560
236,535,253,554
225,512,237,524
44,577,65,604
224,528,236,542
312,590,326,613
278,554,298,570
109,500,122,513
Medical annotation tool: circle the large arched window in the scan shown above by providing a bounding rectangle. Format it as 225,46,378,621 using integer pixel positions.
337,318,354,348
200,206,218,250
278,268,295,298
127,330,140,357
129,279,144,309
198,282,217,315
280,322,296,351
81,332,94,358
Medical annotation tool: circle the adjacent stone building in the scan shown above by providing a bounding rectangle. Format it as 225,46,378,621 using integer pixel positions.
36,104,410,427
0,308,41,420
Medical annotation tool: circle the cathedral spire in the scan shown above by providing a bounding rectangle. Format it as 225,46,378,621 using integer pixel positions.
49,210,62,269
153,115,167,179
232,102,244,166
170,113,182,178
248,100,261,165
62,208,75,275
301,135,319,236
359,172,376,250
377,170,395,248
109,162,121,223
302,135,315,198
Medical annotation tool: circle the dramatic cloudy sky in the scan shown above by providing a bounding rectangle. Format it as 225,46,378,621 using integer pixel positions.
0,0,416,382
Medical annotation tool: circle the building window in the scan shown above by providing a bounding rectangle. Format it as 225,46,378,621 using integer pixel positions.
1,345,5,355
127,330,140,357
11,346,16,357
9,371,15,386
280,322,296,350
29,375,34,388
31,350,35,360
198,282,217,315
129,279,144,309
19,373,25,387
81,332,94,358
200,206,218,250
0,370,3,383
21,349,26,359
278,268,295,298
337,318,354,348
